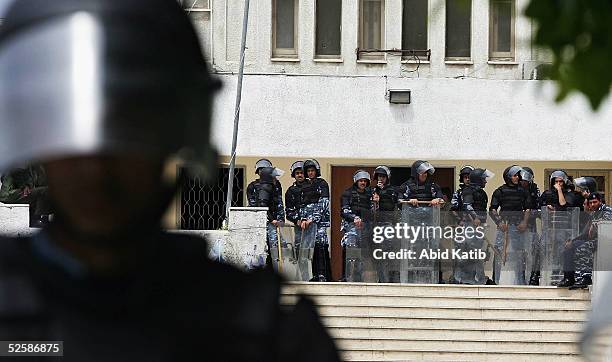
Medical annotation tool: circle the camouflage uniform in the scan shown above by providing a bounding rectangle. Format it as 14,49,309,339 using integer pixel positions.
564,204,612,281
340,185,373,282
298,178,330,247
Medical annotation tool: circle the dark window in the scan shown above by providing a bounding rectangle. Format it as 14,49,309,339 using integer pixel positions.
180,166,244,230
402,0,428,59
315,0,342,57
489,0,514,59
445,0,471,59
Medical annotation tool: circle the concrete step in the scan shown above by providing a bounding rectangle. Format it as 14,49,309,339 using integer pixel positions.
322,316,585,332
328,327,580,343
342,350,584,361
312,305,588,321
280,294,591,310
283,282,591,300
281,282,590,361
335,339,579,354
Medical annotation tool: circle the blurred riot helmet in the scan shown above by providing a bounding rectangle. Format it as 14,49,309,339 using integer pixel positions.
290,160,304,178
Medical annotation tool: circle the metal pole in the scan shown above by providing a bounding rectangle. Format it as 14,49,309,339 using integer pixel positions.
224,0,250,226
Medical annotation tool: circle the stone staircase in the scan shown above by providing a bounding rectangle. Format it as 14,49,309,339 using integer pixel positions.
281,283,591,361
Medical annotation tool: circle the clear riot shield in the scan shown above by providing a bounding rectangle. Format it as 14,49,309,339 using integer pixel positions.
371,210,401,283
540,207,580,286
399,204,441,284
270,225,300,281
449,211,489,285
492,213,529,285
343,216,377,283
296,225,316,281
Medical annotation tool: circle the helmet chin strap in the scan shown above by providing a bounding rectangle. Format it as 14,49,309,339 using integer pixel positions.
45,179,180,247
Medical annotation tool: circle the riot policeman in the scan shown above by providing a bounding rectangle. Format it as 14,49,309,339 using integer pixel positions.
340,170,373,282
285,160,305,247
0,1,339,360
247,159,286,261
519,167,543,285
401,160,444,206
300,159,331,281
371,165,401,282
372,166,400,214
559,193,612,288
539,170,580,210
489,165,531,285
454,168,494,284
450,165,475,215
574,176,597,211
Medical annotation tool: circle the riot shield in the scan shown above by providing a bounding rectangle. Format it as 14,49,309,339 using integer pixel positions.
399,204,441,284
371,210,401,283
494,219,528,285
540,207,580,286
343,219,376,283
450,212,488,285
296,225,316,281
269,225,302,280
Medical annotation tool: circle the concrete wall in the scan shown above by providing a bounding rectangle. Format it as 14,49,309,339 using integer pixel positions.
211,75,612,162
209,0,547,80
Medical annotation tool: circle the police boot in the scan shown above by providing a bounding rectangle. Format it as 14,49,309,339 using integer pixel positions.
528,271,540,286
557,272,575,288
570,274,592,290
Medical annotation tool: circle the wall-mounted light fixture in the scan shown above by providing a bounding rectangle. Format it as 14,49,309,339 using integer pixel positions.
387,89,411,104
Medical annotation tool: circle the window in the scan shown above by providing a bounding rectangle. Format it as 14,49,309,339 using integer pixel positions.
272,0,298,58
489,0,515,60
181,0,212,61
315,0,342,59
179,166,245,230
445,0,471,60
359,0,385,60
402,0,428,60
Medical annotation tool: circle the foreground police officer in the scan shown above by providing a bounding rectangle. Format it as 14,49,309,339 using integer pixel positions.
0,1,339,360
300,159,331,281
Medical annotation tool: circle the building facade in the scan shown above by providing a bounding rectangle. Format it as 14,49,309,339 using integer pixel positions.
176,0,612,225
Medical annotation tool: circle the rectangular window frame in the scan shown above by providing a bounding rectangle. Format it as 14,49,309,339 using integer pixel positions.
272,0,299,59
181,0,213,63
489,0,515,61
358,0,386,61
445,0,472,61
401,0,429,61
314,0,343,60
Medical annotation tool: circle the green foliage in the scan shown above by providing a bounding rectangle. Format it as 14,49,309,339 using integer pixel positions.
525,0,612,110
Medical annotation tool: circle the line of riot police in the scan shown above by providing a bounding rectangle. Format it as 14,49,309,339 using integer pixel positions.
248,158,609,287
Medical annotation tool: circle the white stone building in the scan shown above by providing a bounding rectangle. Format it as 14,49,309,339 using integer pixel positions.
177,1,612,277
